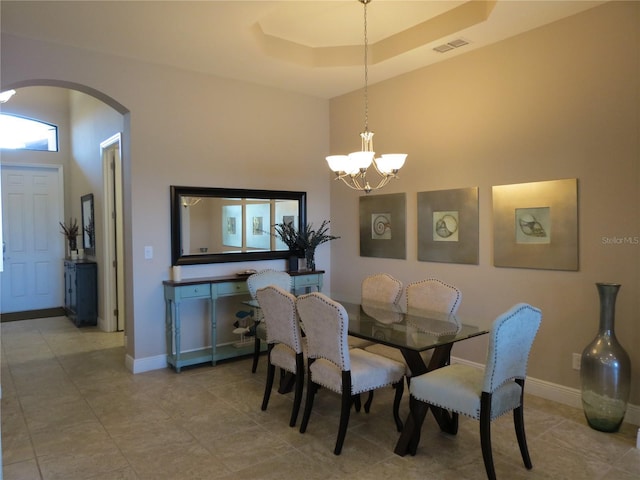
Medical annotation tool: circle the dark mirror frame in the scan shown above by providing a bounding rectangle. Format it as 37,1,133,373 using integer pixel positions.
171,186,307,265
81,193,95,256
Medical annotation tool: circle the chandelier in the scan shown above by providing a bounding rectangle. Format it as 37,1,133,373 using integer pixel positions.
181,196,202,208
326,0,406,194
0,90,16,103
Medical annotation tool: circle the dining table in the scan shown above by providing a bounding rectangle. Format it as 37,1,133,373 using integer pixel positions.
338,300,489,456
246,296,488,455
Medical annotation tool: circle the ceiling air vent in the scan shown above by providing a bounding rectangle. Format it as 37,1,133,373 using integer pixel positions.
433,38,470,53
433,44,454,53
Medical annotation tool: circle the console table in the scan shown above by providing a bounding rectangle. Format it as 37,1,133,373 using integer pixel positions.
162,270,324,372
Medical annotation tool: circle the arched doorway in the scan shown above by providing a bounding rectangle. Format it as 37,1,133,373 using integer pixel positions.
1,80,131,340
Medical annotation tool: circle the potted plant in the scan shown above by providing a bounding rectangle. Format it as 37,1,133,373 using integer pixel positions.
273,220,339,271
273,222,305,271
60,218,79,257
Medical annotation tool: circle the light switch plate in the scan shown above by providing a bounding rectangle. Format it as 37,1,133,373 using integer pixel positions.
572,353,581,370
144,246,153,259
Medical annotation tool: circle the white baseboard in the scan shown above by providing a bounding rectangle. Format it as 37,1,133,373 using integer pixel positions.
451,356,639,427
126,354,168,374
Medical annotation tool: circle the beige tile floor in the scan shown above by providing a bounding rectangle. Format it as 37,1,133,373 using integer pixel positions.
1,316,638,480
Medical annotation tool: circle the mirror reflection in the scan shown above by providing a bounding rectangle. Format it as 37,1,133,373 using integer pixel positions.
81,193,95,256
171,186,306,265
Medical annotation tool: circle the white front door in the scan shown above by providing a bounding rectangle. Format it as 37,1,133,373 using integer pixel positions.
0,164,64,313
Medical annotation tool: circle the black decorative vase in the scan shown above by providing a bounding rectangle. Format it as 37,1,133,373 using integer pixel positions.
288,255,299,272
580,283,631,432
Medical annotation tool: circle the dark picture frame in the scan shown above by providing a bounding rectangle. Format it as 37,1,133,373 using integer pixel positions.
417,187,479,264
492,178,578,270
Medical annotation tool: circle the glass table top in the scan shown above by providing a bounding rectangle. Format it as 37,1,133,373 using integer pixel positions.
341,301,488,352
243,297,488,353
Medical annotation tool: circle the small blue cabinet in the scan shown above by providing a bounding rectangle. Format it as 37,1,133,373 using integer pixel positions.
64,259,98,327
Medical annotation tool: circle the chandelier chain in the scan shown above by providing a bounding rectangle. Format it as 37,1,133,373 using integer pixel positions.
363,0,369,133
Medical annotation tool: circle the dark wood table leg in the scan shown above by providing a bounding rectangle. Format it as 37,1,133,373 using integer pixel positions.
394,406,419,456
394,343,456,455
278,369,296,394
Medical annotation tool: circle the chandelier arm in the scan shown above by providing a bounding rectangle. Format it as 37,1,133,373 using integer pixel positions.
371,175,393,191
342,176,366,192
332,171,373,193
332,164,399,192
371,160,400,179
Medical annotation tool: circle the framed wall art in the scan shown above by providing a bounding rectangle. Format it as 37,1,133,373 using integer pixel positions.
417,187,479,264
492,178,578,270
359,193,406,259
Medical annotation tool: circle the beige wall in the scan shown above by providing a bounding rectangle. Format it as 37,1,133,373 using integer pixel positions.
68,91,124,322
328,1,639,404
1,33,330,362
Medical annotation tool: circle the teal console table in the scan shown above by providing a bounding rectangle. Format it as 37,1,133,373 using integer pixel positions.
163,271,323,372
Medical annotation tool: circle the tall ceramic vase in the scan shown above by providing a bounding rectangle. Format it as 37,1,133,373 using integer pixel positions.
580,283,631,432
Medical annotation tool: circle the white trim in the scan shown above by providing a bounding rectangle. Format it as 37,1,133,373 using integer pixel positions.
97,315,116,332
100,133,124,333
127,354,168,374
451,356,639,427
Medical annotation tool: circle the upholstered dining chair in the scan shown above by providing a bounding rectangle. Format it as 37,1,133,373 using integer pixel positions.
405,277,462,315
296,292,405,455
349,273,404,349
406,303,542,480
365,278,462,377
256,285,305,427
247,270,292,373
362,273,404,304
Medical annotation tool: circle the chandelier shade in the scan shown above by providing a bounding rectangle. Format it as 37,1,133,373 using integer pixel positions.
325,0,406,194
0,90,16,103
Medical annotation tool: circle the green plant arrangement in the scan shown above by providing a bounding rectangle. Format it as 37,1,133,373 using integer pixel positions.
273,222,306,258
59,218,79,251
273,220,339,271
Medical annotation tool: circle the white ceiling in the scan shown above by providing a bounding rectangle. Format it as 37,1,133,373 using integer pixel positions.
1,0,607,99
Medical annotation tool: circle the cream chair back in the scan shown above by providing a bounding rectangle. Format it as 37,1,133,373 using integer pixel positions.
247,270,292,299
255,285,302,354
247,270,293,373
296,292,350,371
361,273,403,305
406,278,461,315
482,303,542,393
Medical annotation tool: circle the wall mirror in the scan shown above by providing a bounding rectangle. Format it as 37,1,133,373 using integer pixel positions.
171,186,306,265
81,193,95,256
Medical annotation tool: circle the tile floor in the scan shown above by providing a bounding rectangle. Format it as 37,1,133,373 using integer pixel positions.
1,316,638,480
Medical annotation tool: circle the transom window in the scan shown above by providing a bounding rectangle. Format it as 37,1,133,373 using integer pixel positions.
0,113,58,151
